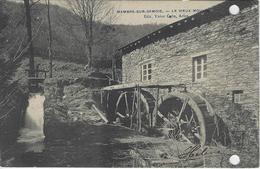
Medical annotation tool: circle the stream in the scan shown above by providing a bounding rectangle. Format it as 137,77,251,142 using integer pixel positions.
0,93,46,166
1,93,137,167
17,94,45,153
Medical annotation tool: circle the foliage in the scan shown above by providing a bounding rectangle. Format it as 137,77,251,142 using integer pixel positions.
226,104,258,148
0,1,22,92
2,1,164,67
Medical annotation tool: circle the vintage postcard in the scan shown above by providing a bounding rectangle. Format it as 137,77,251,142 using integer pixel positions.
0,0,259,167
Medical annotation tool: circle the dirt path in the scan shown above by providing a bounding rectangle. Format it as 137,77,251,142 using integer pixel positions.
2,121,258,167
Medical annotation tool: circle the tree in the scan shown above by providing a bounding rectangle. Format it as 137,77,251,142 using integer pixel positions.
66,0,115,68
45,0,53,78
0,0,8,31
0,0,9,88
23,0,35,77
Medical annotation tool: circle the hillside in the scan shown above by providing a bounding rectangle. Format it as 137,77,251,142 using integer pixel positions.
0,1,165,67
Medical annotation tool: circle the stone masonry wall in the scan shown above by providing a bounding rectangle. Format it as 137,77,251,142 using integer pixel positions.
122,6,259,147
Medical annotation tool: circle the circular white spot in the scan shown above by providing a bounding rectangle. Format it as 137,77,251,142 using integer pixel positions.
229,155,240,165
229,5,240,15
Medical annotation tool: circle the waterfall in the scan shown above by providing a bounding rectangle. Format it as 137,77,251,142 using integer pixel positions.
17,94,45,152
24,94,45,130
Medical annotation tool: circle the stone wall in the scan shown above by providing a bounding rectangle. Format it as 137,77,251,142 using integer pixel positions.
43,78,105,140
122,5,259,147
0,82,29,149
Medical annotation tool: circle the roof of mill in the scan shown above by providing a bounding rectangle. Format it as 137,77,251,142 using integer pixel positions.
117,0,257,57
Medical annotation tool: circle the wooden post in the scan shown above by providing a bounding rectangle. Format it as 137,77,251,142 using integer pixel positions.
153,87,160,127
137,85,142,132
168,87,172,93
130,89,136,129
35,64,39,77
106,91,109,110
100,91,103,105
112,54,116,81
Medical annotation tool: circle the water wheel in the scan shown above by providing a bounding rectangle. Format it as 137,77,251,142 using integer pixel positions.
157,92,216,145
114,90,155,132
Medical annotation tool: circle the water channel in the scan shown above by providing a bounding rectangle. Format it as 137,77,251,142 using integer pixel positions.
1,93,136,167
17,94,45,153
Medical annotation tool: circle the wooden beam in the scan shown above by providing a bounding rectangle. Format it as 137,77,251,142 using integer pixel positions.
153,88,160,127
102,82,186,91
25,69,48,73
102,83,137,91
100,91,103,105
92,104,108,123
137,85,142,132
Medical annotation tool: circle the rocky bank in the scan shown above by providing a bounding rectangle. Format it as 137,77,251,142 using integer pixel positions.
0,82,29,150
43,77,105,140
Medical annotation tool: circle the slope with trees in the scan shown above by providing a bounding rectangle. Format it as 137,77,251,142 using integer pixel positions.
1,1,165,69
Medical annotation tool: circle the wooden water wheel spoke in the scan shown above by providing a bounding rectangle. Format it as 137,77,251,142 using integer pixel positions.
194,133,200,139
180,114,201,143
179,114,190,124
158,111,176,127
177,98,189,121
131,92,136,115
124,93,129,116
180,119,189,124
191,118,197,126
189,112,194,123
190,113,198,126
185,115,189,122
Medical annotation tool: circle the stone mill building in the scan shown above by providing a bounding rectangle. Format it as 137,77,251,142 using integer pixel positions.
114,0,259,146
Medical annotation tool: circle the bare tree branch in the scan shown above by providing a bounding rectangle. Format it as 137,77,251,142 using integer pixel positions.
29,0,41,8
13,20,43,63
66,0,116,68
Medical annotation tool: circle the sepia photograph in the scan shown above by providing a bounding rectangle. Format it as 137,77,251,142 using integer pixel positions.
0,0,259,167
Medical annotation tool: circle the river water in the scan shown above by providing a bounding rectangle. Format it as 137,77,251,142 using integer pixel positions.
0,93,46,166
17,94,45,152
1,93,137,167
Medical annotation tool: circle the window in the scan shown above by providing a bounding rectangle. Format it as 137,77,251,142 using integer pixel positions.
141,63,152,81
193,55,207,82
232,90,243,103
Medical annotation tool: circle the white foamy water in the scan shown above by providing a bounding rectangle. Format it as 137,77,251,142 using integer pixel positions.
17,94,45,152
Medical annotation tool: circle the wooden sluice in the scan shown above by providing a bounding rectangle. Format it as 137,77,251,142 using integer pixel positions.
26,67,48,92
